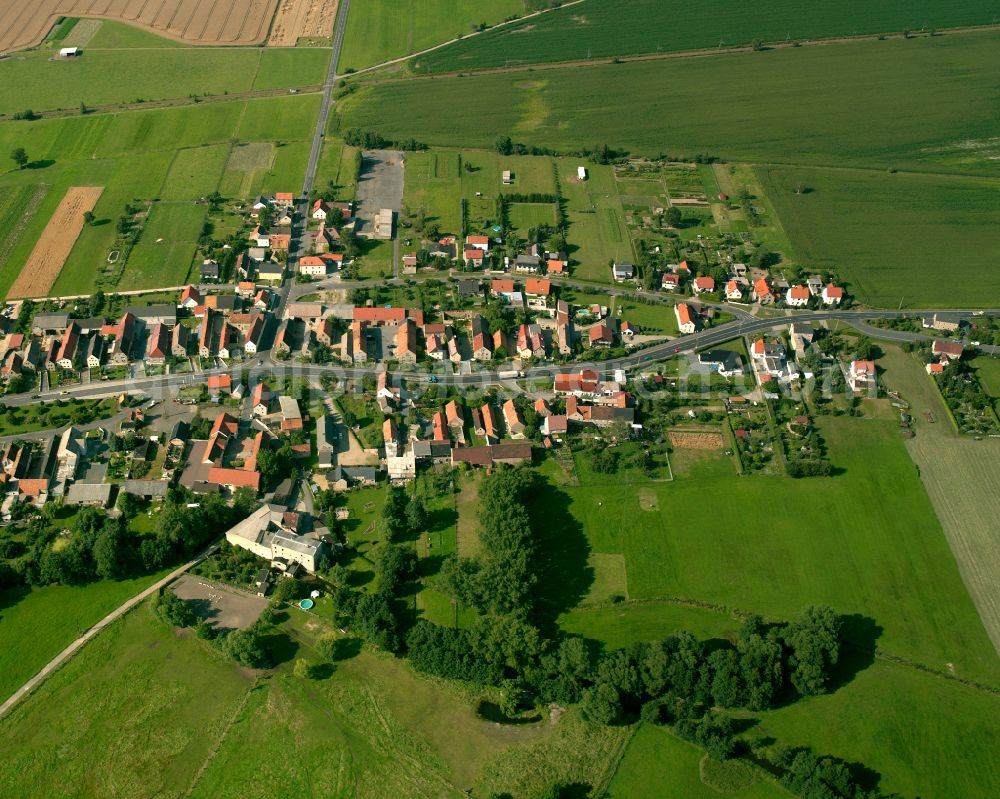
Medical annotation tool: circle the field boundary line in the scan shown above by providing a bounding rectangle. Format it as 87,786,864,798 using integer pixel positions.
352,23,1000,83
183,677,261,798
0,183,48,273
341,0,588,75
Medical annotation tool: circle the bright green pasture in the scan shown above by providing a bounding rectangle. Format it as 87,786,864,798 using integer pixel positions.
160,145,229,200
0,574,168,702
608,724,783,799
416,0,1000,73
338,0,527,71
534,416,1000,685
758,166,1000,308
340,32,1000,174
0,605,255,799
0,49,263,111
0,96,318,296
121,203,206,290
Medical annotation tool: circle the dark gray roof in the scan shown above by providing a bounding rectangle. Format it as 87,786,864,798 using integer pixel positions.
32,312,69,331
124,305,177,324
121,480,170,497
169,420,189,443
65,482,113,505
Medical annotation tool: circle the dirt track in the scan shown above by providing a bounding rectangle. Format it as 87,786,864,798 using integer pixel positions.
268,0,337,46
0,0,278,52
8,186,103,300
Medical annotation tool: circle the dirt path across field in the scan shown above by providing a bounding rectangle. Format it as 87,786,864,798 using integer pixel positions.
8,186,103,300
268,0,337,46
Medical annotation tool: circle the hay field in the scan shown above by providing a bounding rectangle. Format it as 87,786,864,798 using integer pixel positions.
0,0,278,52
7,186,102,300
268,0,337,45
878,344,1000,657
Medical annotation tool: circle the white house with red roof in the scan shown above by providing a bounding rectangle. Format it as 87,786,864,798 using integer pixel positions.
675,302,696,334
725,279,744,301
932,339,964,362
466,234,491,252
786,285,810,307
179,285,201,309
822,284,844,305
662,273,680,291
693,276,715,295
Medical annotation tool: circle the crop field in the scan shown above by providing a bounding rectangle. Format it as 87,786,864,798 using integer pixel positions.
530,415,1000,685
0,95,317,296
219,141,275,196
337,0,526,71
84,20,184,48
758,166,1000,307
877,345,1000,657
0,183,48,284
340,32,1000,175
268,0,338,46
7,185,102,299
0,0,278,52
415,0,1000,73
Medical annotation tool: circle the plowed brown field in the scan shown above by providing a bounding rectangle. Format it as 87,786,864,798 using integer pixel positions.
268,0,337,45
0,0,278,52
8,186,103,300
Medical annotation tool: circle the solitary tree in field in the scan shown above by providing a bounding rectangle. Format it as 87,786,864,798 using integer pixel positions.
83,211,96,226
10,148,28,170
79,101,89,115
664,206,682,228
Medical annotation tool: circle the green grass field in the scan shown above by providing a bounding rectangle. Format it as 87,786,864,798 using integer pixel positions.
337,0,527,71
0,574,167,702
608,724,782,799
340,32,1000,175
120,202,206,290
757,166,1000,307
415,0,1000,73
534,415,1000,685
0,27,327,111
0,95,317,296
159,144,229,200
0,605,255,799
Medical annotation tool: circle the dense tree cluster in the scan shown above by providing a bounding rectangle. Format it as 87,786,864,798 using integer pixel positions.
1,488,257,590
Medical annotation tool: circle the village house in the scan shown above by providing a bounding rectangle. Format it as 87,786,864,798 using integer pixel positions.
753,278,774,305
588,321,614,349
932,339,964,362
503,399,526,438
172,323,190,358
725,279,744,301
395,319,418,364
179,285,201,309
822,283,844,305
848,360,877,393
225,504,324,573
200,260,220,282
145,323,170,364
466,234,490,253
471,316,492,361
524,278,551,312
675,303,696,334
698,350,745,378
612,262,635,282
786,285,810,307
662,273,680,292
56,323,81,370
109,312,136,365
693,276,715,295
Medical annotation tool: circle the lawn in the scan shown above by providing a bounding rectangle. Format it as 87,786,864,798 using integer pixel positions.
607,723,783,799
531,415,1000,686
416,0,1000,72
559,601,740,651
0,605,256,799
120,202,206,291
0,574,167,701
159,144,229,200
402,150,464,233
337,0,527,71
0,397,118,436
85,21,185,48
340,31,1000,175
757,166,1000,307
